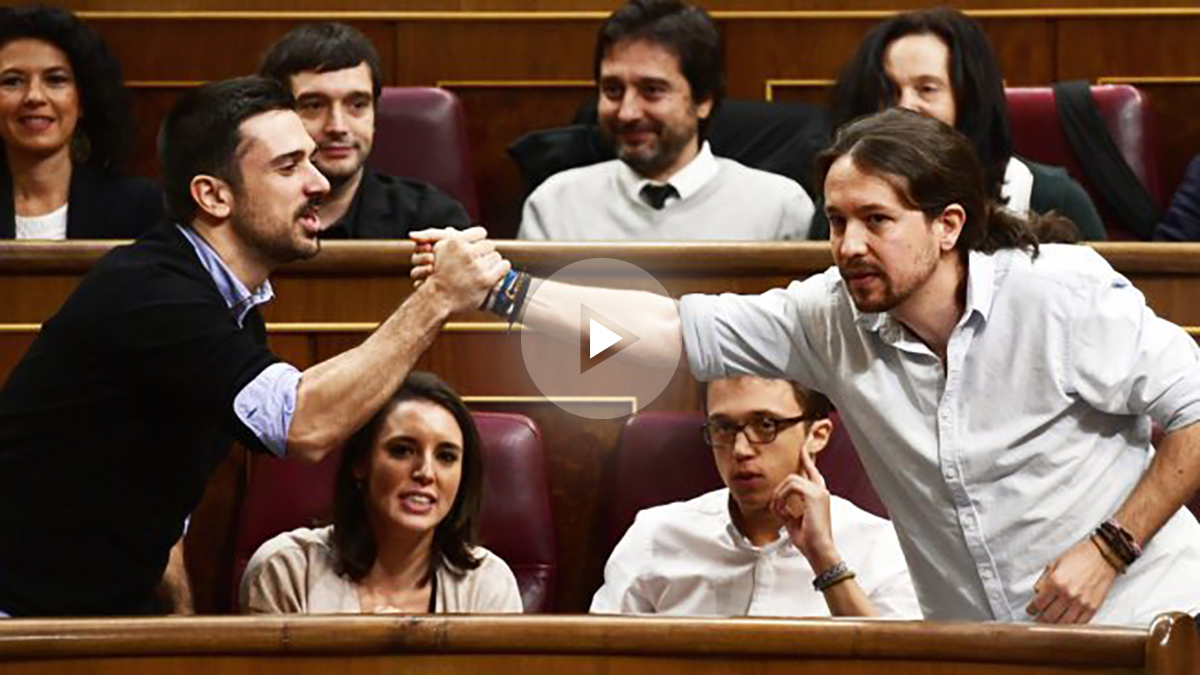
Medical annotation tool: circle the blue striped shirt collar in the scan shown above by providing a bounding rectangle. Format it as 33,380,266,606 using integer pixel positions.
176,223,275,328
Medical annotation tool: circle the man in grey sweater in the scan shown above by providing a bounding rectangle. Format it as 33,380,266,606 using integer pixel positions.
517,0,814,241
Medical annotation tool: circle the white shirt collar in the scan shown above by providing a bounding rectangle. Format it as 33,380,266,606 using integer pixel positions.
1001,156,1034,216
618,141,720,208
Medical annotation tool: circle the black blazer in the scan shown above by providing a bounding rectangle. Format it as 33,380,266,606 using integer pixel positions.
1,164,164,239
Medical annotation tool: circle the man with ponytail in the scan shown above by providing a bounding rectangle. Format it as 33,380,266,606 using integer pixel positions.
412,108,1200,627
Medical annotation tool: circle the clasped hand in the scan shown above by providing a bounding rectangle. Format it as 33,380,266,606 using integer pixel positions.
410,227,509,313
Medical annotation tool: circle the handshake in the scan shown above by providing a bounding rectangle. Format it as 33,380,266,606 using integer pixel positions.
409,227,513,316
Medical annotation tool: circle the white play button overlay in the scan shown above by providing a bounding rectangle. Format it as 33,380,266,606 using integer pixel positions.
589,319,620,358
580,304,640,374
520,258,681,420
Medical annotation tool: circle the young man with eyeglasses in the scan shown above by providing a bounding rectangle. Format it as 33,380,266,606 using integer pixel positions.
590,376,919,617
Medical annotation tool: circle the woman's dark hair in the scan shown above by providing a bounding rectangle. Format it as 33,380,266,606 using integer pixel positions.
594,0,723,134
259,22,382,99
157,76,294,224
0,6,135,172
829,8,1011,202
332,371,485,583
816,108,1045,257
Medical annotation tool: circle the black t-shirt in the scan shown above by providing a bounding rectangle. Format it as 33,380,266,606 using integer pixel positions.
321,169,470,239
0,224,279,616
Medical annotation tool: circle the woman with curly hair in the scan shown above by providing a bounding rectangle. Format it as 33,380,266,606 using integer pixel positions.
0,6,161,239
826,7,1104,241
240,371,523,614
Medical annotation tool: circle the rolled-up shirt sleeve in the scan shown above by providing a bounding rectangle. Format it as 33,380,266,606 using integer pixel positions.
680,274,834,390
233,362,301,457
1068,268,1200,433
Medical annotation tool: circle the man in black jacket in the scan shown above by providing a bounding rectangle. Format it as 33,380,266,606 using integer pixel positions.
260,22,471,238
0,76,507,617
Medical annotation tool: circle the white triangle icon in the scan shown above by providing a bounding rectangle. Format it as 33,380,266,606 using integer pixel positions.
589,319,622,358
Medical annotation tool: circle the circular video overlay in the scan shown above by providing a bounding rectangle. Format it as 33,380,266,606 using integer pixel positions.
520,258,682,420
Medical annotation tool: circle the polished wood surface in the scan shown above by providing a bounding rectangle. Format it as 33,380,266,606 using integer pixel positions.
32,8,1198,237
0,613,1195,675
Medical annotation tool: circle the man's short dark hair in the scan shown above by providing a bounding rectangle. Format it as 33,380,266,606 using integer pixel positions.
701,378,833,421
594,0,724,115
259,22,383,99
157,76,295,224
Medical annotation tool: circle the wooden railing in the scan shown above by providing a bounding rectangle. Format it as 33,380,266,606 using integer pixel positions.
0,613,1195,674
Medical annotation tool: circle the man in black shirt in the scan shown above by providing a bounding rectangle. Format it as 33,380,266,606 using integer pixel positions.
0,76,507,616
260,22,471,238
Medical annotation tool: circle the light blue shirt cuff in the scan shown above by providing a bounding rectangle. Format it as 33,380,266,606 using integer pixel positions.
233,362,300,458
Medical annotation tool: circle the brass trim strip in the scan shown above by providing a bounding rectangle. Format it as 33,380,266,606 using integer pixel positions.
126,80,204,89
1097,76,1200,85
0,322,525,334
438,80,595,88
465,394,639,412
764,78,834,103
75,9,1200,21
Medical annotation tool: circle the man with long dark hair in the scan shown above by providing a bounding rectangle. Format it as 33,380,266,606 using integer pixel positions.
416,109,1200,626
826,8,1104,241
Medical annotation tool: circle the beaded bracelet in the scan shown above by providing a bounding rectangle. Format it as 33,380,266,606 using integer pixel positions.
812,561,857,592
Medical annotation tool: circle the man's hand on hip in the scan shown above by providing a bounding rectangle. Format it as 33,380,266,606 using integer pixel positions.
1026,537,1118,624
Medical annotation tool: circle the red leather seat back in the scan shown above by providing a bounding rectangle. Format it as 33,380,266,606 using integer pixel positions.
231,412,556,613
369,87,480,220
605,411,887,555
1005,84,1163,239
472,412,557,613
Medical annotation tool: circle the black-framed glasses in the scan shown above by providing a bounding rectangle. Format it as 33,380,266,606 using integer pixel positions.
701,415,809,447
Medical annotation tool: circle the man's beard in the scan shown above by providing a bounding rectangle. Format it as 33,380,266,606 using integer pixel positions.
839,247,938,314
606,120,694,178
231,198,322,269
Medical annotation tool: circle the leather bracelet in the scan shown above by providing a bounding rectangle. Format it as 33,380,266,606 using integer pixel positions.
1096,520,1140,568
1090,534,1127,575
1105,518,1143,559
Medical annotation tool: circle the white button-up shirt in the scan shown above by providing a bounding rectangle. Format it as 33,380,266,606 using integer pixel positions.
591,489,920,617
680,244,1200,626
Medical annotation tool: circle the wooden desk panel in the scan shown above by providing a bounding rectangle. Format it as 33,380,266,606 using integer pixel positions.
4,241,1200,324
0,614,1194,675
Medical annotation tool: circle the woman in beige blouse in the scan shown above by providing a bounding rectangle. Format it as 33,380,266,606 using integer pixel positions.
241,371,523,614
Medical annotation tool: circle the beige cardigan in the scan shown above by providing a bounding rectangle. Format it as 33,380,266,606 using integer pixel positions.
240,526,524,614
